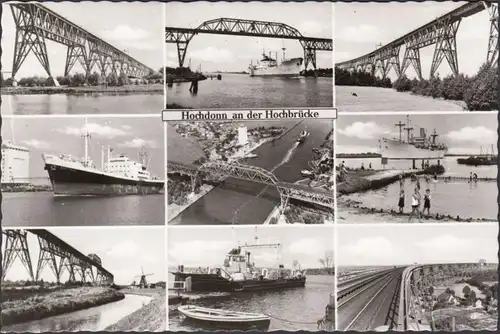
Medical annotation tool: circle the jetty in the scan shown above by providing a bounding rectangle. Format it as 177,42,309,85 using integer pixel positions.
337,169,423,195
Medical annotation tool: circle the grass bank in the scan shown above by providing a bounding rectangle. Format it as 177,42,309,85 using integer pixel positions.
105,289,166,332
1,286,124,326
1,84,163,95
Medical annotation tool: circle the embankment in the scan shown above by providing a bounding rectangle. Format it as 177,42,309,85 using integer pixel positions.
1,286,124,326
2,184,52,193
1,84,163,95
105,289,166,332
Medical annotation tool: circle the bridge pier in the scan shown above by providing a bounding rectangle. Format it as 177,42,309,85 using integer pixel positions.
64,45,88,78
402,47,422,80
430,18,460,78
486,3,499,66
2,230,35,282
36,236,64,283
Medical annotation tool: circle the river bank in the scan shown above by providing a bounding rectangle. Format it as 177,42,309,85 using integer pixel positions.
2,184,52,193
1,84,163,95
337,169,424,195
105,289,166,332
1,287,124,326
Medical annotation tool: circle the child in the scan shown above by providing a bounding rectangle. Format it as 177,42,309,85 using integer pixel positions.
423,189,431,216
408,187,422,223
398,189,405,213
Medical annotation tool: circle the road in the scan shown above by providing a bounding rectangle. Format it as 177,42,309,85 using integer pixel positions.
338,267,404,331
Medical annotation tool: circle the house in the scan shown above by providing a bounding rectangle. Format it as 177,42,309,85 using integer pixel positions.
474,299,483,309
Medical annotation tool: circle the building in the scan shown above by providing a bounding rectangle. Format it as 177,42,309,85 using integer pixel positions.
1,141,30,185
238,125,248,146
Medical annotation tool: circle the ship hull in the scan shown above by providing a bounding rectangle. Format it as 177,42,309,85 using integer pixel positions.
250,57,303,77
380,139,447,160
43,155,164,196
172,272,306,292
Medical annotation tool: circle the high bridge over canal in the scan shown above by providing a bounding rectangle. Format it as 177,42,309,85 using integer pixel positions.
165,18,333,70
2,229,114,285
337,262,498,331
337,1,499,80
167,160,335,211
8,2,154,82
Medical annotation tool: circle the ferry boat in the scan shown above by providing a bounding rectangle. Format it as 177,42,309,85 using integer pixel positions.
457,145,497,166
380,115,447,160
42,123,164,196
172,243,306,293
301,169,314,178
249,48,303,77
297,129,310,143
245,153,258,159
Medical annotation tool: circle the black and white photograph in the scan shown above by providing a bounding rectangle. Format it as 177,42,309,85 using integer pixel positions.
1,1,163,115
2,116,165,226
336,113,497,223
168,226,334,331
166,119,334,225
164,1,333,110
337,223,498,331
1,227,166,332
335,1,498,112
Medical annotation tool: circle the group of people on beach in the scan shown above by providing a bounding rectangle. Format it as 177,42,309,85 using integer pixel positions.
397,174,433,223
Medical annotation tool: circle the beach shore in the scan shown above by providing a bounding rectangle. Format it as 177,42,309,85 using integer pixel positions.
1,84,163,95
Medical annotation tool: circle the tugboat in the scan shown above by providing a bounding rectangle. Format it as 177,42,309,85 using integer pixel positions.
457,145,497,166
301,169,314,178
171,243,306,293
297,129,310,144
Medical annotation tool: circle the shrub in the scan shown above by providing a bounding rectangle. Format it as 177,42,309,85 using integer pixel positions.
464,63,498,111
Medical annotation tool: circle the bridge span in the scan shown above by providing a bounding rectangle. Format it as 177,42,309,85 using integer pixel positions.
165,18,332,70
337,262,497,331
9,2,154,83
337,1,498,79
167,160,335,211
2,229,114,285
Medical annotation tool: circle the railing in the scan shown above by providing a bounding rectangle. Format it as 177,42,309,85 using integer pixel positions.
337,268,396,301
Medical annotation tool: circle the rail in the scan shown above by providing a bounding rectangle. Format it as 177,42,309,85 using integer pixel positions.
337,268,398,301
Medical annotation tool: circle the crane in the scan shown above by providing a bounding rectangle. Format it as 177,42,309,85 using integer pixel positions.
134,267,154,288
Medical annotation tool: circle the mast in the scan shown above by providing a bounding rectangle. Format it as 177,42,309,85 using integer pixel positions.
101,146,104,170
107,145,111,164
82,119,91,167
403,115,413,143
282,47,286,62
395,121,405,142
430,129,438,145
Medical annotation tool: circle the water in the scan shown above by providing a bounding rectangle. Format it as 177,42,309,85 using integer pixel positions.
335,86,465,112
167,73,333,109
2,294,151,332
169,119,333,225
2,192,165,226
169,275,333,331
1,93,163,115
340,157,497,220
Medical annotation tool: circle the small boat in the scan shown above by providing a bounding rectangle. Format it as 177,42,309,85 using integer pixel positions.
245,153,258,159
301,169,314,178
297,129,309,143
178,305,271,329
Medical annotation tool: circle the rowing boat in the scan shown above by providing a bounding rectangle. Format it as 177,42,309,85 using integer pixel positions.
178,305,271,328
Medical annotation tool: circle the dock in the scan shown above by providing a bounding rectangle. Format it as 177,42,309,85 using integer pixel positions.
337,169,424,195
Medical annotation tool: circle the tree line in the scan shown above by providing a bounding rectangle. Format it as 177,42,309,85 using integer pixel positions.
335,63,498,111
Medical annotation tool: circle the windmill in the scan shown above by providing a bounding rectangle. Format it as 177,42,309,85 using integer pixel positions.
134,267,154,288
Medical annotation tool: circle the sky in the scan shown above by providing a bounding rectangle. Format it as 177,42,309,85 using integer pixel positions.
168,226,334,269
337,223,498,267
2,227,166,285
1,2,164,79
336,113,498,155
165,2,333,71
335,1,492,80
2,116,165,179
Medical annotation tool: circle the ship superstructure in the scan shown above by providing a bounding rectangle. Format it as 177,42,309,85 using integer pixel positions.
380,116,448,160
249,48,303,77
1,140,30,185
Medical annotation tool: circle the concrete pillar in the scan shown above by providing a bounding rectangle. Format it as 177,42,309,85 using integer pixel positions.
185,276,192,292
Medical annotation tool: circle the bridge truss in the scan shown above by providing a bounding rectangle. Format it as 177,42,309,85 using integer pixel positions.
167,161,335,211
165,18,333,71
2,229,113,284
9,3,154,81
337,2,498,79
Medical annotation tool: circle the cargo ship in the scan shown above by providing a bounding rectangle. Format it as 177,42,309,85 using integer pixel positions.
297,129,310,143
249,48,303,77
380,116,447,160
43,124,164,196
172,243,306,293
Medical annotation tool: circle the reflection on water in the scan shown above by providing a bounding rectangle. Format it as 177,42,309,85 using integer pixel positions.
2,294,151,332
169,275,333,331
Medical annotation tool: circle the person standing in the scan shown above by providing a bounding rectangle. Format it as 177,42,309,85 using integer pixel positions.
408,187,422,223
398,189,405,213
423,189,431,216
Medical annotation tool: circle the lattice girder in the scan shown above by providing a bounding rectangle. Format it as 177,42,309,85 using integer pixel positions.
430,18,461,78
486,3,499,66
2,230,35,282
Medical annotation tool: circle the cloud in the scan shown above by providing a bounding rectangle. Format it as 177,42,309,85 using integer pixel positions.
338,121,391,140
169,240,233,266
118,138,156,149
341,237,400,265
101,25,150,43
189,47,234,64
445,126,496,144
21,139,50,149
105,240,140,259
415,235,484,263
338,24,383,44
298,21,328,36
59,123,128,139
121,125,132,130
289,238,325,256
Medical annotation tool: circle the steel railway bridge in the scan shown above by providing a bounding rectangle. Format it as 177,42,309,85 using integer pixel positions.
167,161,335,211
9,3,154,83
2,229,113,285
165,18,333,71
337,1,499,79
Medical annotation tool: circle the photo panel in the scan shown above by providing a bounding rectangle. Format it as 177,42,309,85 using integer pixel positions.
337,223,498,331
2,116,165,227
1,226,166,332
165,118,335,225
164,1,334,110
336,112,497,224
167,226,335,331
1,1,164,116
335,1,498,112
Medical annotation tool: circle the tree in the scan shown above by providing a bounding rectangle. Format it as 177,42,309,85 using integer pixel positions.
118,72,129,86
319,251,334,274
87,72,100,86
462,284,471,297
107,72,118,86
